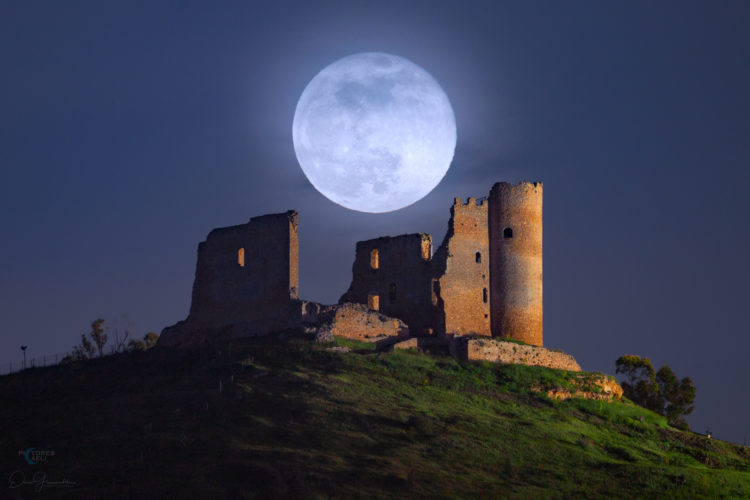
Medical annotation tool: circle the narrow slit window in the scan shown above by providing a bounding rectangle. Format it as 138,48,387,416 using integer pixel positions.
389,283,397,303
421,239,431,260
367,293,380,311
370,248,379,269
483,288,488,303
238,248,245,267
503,227,513,239
475,251,481,263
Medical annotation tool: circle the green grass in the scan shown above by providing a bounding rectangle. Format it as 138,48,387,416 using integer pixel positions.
1,334,749,498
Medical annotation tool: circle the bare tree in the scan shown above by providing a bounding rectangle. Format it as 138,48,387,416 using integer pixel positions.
111,328,130,353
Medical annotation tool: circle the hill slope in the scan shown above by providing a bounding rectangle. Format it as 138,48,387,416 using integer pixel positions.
1,335,749,498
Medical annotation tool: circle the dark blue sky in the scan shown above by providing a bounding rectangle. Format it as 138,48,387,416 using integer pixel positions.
1,1,748,444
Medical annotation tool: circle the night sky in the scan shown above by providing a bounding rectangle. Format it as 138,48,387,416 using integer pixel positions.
1,2,748,444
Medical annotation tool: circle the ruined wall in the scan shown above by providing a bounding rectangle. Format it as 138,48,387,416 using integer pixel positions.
432,197,491,336
452,337,579,371
488,182,543,346
339,234,435,336
339,182,543,343
160,211,299,346
314,302,408,344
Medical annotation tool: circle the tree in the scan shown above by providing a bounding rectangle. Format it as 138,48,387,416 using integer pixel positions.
656,365,696,430
127,339,146,352
90,319,108,357
69,319,108,361
615,355,696,429
128,332,159,352
111,327,130,353
72,333,96,360
143,332,159,349
615,355,660,412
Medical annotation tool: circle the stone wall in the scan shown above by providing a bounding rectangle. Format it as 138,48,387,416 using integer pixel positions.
159,211,299,347
432,197,491,336
451,337,580,372
339,234,435,336
339,183,543,343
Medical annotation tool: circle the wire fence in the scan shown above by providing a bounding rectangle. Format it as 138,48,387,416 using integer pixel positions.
2,351,72,376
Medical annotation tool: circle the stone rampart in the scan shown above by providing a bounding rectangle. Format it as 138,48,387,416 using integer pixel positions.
451,337,581,371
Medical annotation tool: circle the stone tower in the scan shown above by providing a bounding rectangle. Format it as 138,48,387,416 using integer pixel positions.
488,182,543,346
432,197,491,337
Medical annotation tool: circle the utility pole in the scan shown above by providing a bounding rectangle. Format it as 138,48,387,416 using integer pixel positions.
20,346,27,370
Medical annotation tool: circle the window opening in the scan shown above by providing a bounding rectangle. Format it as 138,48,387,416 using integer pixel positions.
367,293,380,311
370,249,379,269
421,239,431,260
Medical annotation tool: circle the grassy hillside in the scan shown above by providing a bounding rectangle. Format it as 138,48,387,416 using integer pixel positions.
1,334,749,498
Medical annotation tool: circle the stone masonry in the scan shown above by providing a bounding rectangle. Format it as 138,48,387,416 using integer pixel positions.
340,181,543,346
451,337,581,372
160,182,551,367
160,211,300,347
339,234,434,336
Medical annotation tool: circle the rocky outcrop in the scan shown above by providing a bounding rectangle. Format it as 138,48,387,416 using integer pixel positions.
532,376,624,401
451,337,581,372
393,338,420,350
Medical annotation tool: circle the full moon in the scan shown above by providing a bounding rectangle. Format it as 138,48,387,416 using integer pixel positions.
292,52,456,213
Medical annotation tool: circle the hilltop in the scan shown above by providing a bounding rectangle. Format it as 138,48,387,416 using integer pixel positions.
1,334,749,498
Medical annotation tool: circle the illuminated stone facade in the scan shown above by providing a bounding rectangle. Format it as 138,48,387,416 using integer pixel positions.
341,181,543,346
160,181,544,348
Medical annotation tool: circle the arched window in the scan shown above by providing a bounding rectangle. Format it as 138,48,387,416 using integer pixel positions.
503,227,513,239
370,248,379,269
367,293,380,311
483,288,488,303
238,248,245,267
389,283,397,303
475,251,481,263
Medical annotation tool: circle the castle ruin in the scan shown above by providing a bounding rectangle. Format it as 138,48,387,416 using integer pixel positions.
340,181,543,345
160,211,302,345
160,181,545,350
